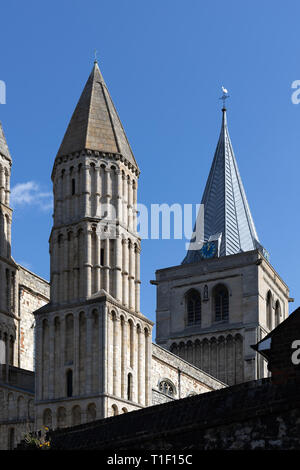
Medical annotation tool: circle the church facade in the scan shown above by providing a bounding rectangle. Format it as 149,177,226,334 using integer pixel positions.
0,60,290,448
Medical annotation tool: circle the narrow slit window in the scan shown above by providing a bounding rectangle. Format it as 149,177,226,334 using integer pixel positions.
100,248,105,266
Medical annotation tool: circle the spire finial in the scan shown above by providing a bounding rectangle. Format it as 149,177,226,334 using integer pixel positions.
219,86,230,111
94,49,98,64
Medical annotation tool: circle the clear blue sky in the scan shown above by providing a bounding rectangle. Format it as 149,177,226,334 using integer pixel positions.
1,1,300,337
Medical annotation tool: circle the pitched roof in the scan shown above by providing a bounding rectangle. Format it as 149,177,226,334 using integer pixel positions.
56,62,138,169
0,122,12,161
183,108,260,264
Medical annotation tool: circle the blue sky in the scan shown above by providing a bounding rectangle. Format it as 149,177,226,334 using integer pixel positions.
1,0,300,336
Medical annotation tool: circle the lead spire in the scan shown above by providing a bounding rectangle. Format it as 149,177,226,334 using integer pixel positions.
183,105,262,264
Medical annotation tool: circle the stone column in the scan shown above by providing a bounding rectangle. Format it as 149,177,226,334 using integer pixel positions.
5,171,10,206
48,318,55,399
123,175,128,227
85,311,93,395
113,316,121,397
83,228,92,298
62,235,68,303
135,246,141,312
94,231,101,293
107,312,113,395
73,233,78,301
6,216,11,257
128,242,135,311
101,304,107,394
121,318,128,399
0,168,5,203
116,170,122,221
122,240,129,307
95,167,101,218
74,312,80,396
83,165,90,217
132,323,138,403
115,236,122,302
60,315,66,397
127,178,132,231
137,326,143,405
105,168,112,219
36,322,43,401
145,328,151,406
104,237,110,293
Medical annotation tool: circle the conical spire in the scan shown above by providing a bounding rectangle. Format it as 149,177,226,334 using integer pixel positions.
0,123,11,161
56,61,138,169
183,107,261,264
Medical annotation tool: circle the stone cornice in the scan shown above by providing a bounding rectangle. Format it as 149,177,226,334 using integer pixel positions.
51,150,140,181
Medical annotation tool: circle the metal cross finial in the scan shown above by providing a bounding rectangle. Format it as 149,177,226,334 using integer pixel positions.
94,49,98,64
219,86,230,109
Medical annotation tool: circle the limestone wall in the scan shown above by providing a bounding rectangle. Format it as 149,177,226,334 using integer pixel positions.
0,383,34,450
155,249,290,384
18,266,49,371
151,343,225,405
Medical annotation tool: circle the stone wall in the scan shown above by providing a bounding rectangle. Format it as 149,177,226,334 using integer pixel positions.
18,266,49,371
0,366,35,450
151,343,225,405
155,249,290,384
47,377,300,450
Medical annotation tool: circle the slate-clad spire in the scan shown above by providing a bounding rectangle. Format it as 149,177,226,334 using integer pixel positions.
183,107,261,264
56,61,138,169
0,123,11,161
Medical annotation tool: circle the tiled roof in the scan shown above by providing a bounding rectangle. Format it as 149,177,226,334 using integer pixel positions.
56,62,138,169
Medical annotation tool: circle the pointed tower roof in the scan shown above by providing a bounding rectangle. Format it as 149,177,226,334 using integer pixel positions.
56,61,138,169
183,107,261,264
0,123,12,161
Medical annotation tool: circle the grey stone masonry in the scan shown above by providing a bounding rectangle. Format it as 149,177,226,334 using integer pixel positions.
155,249,290,385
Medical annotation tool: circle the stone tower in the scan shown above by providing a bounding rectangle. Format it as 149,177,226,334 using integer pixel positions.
154,107,291,385
0,123,16,369
35,62,153,430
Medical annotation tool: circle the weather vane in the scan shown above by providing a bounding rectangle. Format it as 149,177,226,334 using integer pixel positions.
94,49,98,63
219,86,230,108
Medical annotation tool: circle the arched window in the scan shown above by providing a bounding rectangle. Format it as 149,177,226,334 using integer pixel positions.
186,289,201,325
8,428,15,450
266,291,272,330
214,284,229,322
127,373,133,401
112,404,118,416
57,407,66,428
43,408,52,428
66,369,73,397
158,379,176,397
87,403,97,422
71,405,81,426
275,300,281,327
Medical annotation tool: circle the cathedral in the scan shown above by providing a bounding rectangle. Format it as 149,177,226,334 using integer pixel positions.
0,60,291,449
